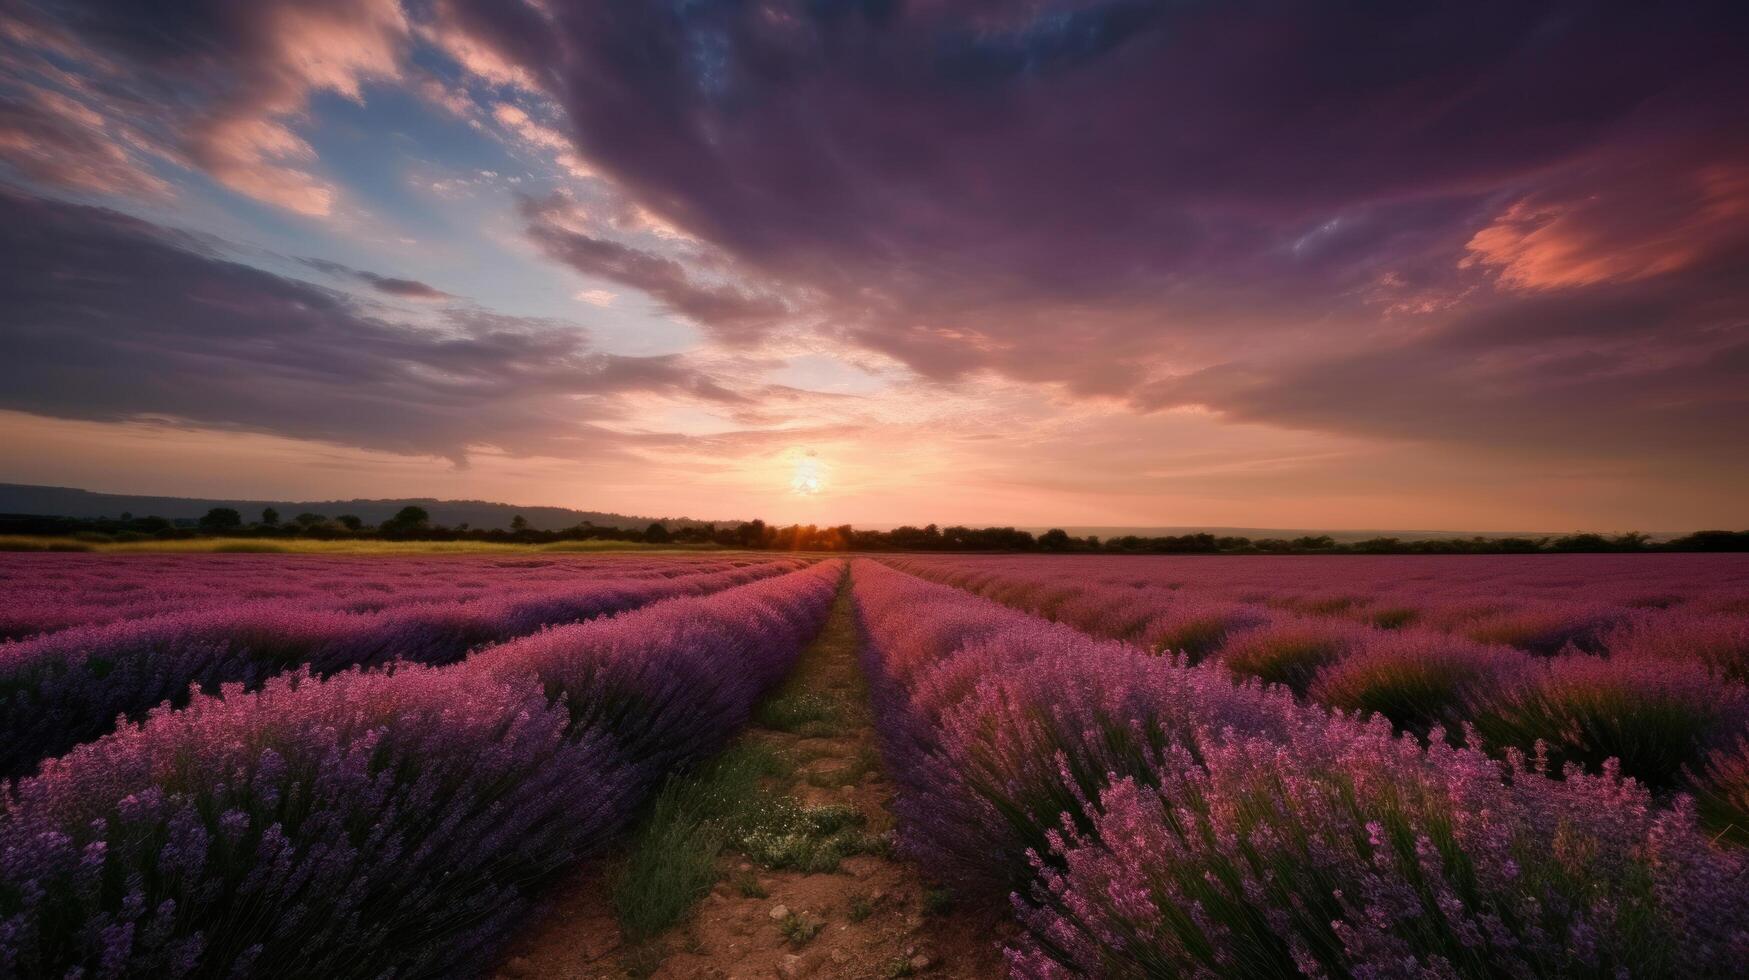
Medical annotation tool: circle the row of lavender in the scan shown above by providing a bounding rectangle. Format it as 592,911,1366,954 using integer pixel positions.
0,553,774,640
850,560,1749,977
0,557,809,777
1,560,842,977
886,555,1749,804
887,553,1749,659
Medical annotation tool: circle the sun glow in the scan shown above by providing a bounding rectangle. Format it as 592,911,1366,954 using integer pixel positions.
790,450,825,496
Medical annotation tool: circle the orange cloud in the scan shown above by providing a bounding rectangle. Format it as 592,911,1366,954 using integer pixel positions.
1464,164,1749,291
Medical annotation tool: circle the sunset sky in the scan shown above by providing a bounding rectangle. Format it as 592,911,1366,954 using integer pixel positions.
2,1,1745,530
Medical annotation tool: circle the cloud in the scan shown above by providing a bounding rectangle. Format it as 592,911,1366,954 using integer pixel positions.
0,0,409,214
1464,160,1749,291
1134,242,1749,465
0,84,173,196
0,189,753,463
519,193,789,344
427,0,1749,465
299,257,454,301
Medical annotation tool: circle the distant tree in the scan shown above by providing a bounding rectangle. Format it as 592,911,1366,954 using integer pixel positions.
293,512,327,528
645,522,672,544
336,514,364,532
260,507,280,526
510,515,530,532
198,507,243,531
1039,528,1072,551
383,506,430,533
119,511,132,522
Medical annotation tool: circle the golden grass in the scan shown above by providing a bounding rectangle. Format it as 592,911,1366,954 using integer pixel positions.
0,535,730,555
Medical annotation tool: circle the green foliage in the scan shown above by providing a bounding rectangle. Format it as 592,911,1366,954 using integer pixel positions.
197,507,242,531
847,894,873,922
755,693,841,735
612,787,725,941
779,912,822,946
732,872,768,898
920,887,953,917
881,957,917,977
728,798,879,872
610,744,786,939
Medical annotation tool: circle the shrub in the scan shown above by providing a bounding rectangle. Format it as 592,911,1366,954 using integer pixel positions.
1699,738,1749,844
1468,654,1749,789
1605,611,1749,683
1219,619,1371,693
1139,598,1270,661
1458,602,1623,655
1310,630,1531,738
1008,737,1749,979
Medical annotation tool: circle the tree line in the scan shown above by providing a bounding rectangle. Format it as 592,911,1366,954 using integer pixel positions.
2,507,1746,553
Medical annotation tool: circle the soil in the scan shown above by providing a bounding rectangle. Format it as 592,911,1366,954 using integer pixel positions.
493,579,1013,980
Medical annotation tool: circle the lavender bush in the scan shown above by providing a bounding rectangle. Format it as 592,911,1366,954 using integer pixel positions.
0,558,803,776
1309,630,1532,738
0,561,840,977
1468,653,1749,789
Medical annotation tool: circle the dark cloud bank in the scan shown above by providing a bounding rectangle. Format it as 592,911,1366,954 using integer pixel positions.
0,190,740,463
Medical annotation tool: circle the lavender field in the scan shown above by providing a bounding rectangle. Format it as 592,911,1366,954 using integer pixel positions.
1,553,838,976
5,552,1749,977
857,554,1749,976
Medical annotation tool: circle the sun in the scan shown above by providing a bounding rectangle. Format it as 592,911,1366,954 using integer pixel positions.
789,450,826,496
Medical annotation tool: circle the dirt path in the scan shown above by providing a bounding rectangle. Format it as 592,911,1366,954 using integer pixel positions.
494,574,1011,980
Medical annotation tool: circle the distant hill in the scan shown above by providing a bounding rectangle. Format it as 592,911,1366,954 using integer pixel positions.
0,484,731,532
1025,526,1591,544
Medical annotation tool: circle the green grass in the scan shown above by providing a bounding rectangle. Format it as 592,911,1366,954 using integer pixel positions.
728,797,881,872
609,740,882,939
754,692,842,735
732,872,768,898
611,790,726,941
778,912,822,947
882,958,917,978
847,893,874,922
0,535,729,555
609,570,889,951
611,744,786,939
921,887,954,917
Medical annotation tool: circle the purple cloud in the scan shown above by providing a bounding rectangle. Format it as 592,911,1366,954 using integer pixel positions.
519,193,789,344
299,258,454,301
0,189,751,463
426,0,1748,460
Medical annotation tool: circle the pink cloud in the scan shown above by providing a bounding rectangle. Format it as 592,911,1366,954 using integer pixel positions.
0,0,408,216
